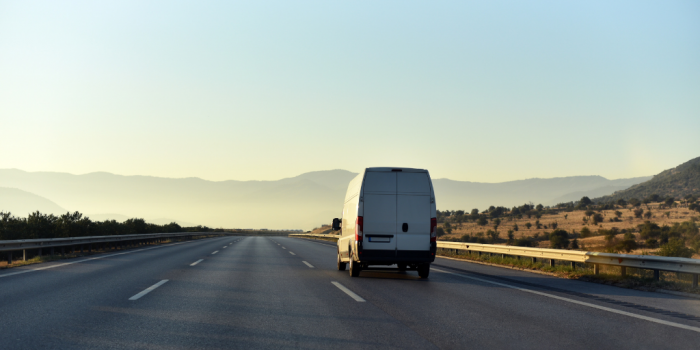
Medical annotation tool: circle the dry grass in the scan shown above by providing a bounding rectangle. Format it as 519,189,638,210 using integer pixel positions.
440,205,700,257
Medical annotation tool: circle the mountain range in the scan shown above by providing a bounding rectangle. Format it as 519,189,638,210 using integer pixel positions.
0,168,651,230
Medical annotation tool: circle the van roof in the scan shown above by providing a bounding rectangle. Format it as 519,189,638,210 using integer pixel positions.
365,167,427,173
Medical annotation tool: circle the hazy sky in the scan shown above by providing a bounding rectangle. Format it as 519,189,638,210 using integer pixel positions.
2,1,699,182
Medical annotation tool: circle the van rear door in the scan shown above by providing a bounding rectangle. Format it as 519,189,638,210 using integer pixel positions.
396,172,431,252
362,172,397,251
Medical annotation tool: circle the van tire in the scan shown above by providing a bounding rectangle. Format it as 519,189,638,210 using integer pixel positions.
418,264,430,279
397,263,407,271
349,258,361,277
337,251,347,271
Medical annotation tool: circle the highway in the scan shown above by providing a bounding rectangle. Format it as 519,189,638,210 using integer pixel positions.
1,236,699,349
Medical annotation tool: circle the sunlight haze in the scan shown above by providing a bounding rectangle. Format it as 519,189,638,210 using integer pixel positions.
2,1,699,183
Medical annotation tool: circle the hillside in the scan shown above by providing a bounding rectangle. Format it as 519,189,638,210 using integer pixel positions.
0,187,67,216
0,169,648,230
594,156,700,203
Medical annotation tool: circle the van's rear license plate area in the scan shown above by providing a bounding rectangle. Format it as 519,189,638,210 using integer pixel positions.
367,235,393,242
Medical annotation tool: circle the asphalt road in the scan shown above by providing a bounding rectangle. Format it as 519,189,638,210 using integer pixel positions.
1,236,699,349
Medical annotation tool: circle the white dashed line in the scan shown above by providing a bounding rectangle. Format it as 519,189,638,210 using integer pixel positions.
431,268,700,334
211,251,219,255
289,251,296,255
302,261,314,268
331,281,365,302
129,280,169,301
190,259,203,266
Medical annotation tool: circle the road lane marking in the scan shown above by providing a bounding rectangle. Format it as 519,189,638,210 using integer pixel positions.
0,240,197,279
289,252,296,255
211,251,219,255
223,246,227,248
431,268,700,334
331,282,365,302
302,261,314,268
282,247,286,249
129,280,169,300
190,259,204,266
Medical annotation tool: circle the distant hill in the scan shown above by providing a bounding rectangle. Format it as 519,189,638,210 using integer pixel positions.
432,175,650,210
0,187,67,216
0,168,648,230
594,156,700,203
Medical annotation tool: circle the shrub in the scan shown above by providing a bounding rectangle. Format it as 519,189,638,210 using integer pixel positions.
579,227,592,238
549,229,569,249
657,238,694,258
633,208,644,218
512,238,535,247
592,213,604,225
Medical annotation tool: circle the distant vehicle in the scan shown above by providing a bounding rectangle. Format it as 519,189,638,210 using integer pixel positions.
332,167,437,278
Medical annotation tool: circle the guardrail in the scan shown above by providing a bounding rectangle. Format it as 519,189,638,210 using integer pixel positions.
0,232,223,264
289,234,700,287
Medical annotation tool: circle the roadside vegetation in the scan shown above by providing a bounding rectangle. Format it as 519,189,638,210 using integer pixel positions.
436,194,700,259
0,210,217,240
437,248,700,295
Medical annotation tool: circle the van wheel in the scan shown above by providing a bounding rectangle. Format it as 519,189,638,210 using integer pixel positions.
418,264,430,279
397,263,407,271
337,251,346,271
349,258,361,277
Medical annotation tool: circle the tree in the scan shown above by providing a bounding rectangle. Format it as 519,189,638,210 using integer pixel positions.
580,196,592,206
592,213,604,225
549,229,570,249
633,208,644,218
536,204,544,211
507,230,514,244
535,220,542,229
570,238,579,249
513,223,519,231
643,211,652,219
664,197,675,208
614,211,622,219
493,218,501,230
525,222,532,229
477,216,488,226
616,199,627,207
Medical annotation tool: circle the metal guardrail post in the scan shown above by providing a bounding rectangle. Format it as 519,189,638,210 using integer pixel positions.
570,261,575,270
23,249,26,262
594,264,600,275
7,252,11,265
653,270,660,281
621,266,627,277
693,274,698,288
549,259,555,267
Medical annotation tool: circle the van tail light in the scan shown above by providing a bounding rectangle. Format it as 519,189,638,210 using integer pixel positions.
355,216,364,242
430,217,437,242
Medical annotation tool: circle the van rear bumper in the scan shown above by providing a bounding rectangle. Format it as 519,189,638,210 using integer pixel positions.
358,246,436,264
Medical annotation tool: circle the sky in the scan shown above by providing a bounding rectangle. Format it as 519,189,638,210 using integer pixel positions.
1,1,699,183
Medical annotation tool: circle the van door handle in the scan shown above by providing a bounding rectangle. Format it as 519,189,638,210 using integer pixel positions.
402,223,408,232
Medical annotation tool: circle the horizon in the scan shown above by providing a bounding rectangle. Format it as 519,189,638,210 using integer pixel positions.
0,166,656,184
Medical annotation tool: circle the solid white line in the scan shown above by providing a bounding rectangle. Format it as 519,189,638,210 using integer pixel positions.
331,281,365,302
302,261,314,268
129,280,169,300
0,244,168,278
431,268,700,334
190,259,204,266
211,251,219,255
289,251,296,255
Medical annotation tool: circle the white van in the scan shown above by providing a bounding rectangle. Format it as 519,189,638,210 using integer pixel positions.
332,167,437,278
